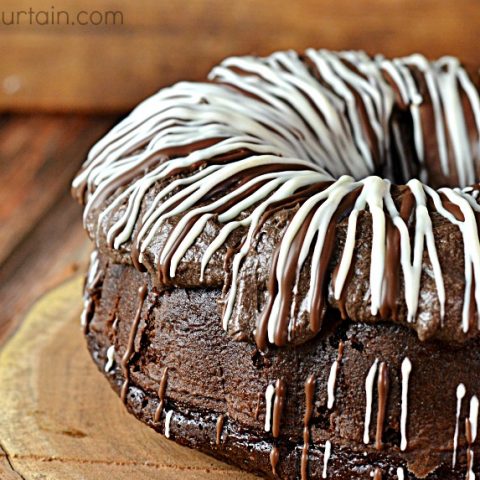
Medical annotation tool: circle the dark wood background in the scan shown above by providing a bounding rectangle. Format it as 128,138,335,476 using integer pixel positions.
0,114,117,345
0,0,479,112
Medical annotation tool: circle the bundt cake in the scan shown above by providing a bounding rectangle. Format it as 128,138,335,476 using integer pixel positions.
72,49,480,479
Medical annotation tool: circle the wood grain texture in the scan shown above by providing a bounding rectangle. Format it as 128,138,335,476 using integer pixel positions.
0,114,117,346
0,446,24,480
0,276,258,479
0,114,115,265
0,0,479,112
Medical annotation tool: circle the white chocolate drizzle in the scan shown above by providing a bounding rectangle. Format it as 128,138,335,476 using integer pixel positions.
165,410,173,438
264,384,275,432
80,299,92,329
80,250,102,329
470,395,479,443
396,467,405,480
428,186,480,332
364,359,379,444
400,357,412,451
322,440,331,479
326,341,344,411
453,383,466,468
467,449,475,480
104,345,115,373
86,250,100,285
327,359,339,410
467,396,479,479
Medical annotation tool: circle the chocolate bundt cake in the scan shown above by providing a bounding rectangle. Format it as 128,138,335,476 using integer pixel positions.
72,49,480,479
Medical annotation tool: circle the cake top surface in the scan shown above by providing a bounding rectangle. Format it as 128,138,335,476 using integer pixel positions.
72,49,480,348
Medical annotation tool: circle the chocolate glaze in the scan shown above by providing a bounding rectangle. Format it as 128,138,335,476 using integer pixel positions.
337,341,345,362
380,188,415,321
270,446,280,476
375,362,390,450
301,374,316,480
154,367,168,422
272,379,286,439
374,467,383,480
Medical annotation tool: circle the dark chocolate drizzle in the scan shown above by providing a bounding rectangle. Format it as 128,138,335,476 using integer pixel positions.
466,417,474,479
154,367,169,422
82,256,104,334
215,414,224,445
337,340,345,362
257,187,362,350
272,379,286,438
120,284,148,403
269,445,280,476
82,298,95,335
301,374,316,480
375,362,390,450
380,187,415,321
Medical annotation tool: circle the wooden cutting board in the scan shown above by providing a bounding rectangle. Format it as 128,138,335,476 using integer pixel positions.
0,275,257,479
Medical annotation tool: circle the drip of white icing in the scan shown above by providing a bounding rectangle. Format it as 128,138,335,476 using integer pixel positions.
453,383,466,467
327,359,339,410
465,396,479,480
396,467,405,480
379,54,480,185
86,250,100,286
437,57,474,187
104,345,115,373
387,179,445,322
470,395,479,443
80,299,91,328
165,410,174,438
404,55,449,176
364,359,379,444
266,176,359,342
80,250,101,328
427,186,480,332
264,384,275,432
400,357,412,451
306,49,391,174
322,440,331,479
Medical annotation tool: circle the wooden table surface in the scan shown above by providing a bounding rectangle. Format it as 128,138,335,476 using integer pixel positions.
0,113,118,346
0,275,256,479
